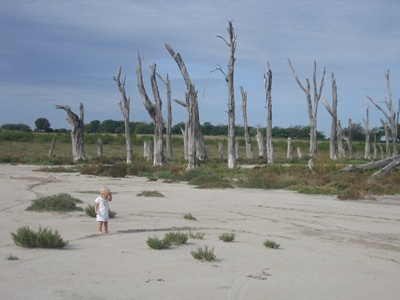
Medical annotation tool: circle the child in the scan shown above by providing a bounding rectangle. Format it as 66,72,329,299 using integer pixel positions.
94,186,112,234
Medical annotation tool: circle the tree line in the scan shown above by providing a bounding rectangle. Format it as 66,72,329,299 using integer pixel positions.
2,118,398,142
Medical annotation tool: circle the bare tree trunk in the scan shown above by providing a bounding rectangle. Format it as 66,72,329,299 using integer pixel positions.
97,138,103,157
256,126,266,158
240,86,253,159
235,141,240,159
297,147,303,159
347,118,354,159
337,120,345,158
156,73,173,159
55,103,85,161
265,62,274,164
165,43,204,168
48,136,56,157
288,59,326,157
363,107,371,160
321,73,338,160
218,21,237,169
181,126,188,160
373,134,377,159
287,138,293,160
114,67,132,164
136,52,164,166
381,119,390,158
218,142,224,159
144,140,154,161
341,154,400,173
367,70,398,156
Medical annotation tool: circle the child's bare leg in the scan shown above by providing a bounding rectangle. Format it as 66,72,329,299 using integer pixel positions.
104,222,109,233
98,221,103,234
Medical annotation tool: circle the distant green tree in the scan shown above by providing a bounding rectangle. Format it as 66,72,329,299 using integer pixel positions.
1,123,32,132
85,120,101,133
343,122,365,141
35,118,51,132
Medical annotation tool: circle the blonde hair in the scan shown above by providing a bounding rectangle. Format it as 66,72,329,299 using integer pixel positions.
100,186,111,195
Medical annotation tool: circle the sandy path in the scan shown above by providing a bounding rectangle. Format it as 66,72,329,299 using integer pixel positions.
0,165,399,299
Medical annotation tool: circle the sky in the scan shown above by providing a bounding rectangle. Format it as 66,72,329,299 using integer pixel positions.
1,0,399,136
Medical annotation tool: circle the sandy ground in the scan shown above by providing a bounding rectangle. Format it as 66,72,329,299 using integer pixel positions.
0,164,399,300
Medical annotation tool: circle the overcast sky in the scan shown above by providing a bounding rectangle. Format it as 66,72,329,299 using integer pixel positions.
1,0,399,135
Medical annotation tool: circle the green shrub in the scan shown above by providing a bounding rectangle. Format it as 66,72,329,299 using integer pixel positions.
183,213,196,220
189,231,205,239
11,226,68,249
5,254,19,260
146,235,171,250
263,239,280,249
26,193,83,212
137,190,164,197
218,233,235,242
84,204,117,218
164,231,188,245
191,246,216,261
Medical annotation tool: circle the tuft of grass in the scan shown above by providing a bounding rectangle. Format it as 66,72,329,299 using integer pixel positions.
146,235,171,250
84,204,117,218
11,226,68,249
218,233,235,242
137,190,165,197
183,213,196,220
164,231,189,245
5,253,19,260
35,166,77,173
191,246,216,261
26,193,83,212
189,231,205,239
263,239,280,249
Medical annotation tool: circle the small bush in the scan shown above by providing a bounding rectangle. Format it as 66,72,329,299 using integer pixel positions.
6,254,19,260
146,235,171,250
183,213,196,220
263,239,280,249
26,193,83,212
189,231,204,239
137,190,164,197
84,204,117,218
11,226,68,249
218,233,235,242
191,246,216,261
164,231,189,245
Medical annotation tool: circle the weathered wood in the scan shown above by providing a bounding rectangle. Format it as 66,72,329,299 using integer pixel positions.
372,157,400,176
340,155,400,172
218,21,237,169
380,119,390,158
55,103,85,161
321,73,338,160
143,140,154,161
287,138,293,160
346,118,354,159
240,86,253,159
97,138,103,157
363,107,371,160
114,67,132,164
256,126,266,158
337,120,345,158
218,142,224,159
367,70,399,156
136,53,164,166
265,62,274,164
48,136,56,157
288,59,325,157
297,147,303,159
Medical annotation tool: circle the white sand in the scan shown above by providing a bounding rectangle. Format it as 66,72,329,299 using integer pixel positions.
1,164,399,300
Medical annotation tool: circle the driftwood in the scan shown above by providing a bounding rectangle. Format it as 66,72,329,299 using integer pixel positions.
340,155,400,173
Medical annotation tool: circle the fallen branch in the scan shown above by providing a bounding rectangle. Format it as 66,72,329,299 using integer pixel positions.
340,155,400,173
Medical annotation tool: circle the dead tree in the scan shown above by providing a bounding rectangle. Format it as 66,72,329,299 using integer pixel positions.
97,138,103,157
367,70,399,156
156,72,173,159
240,86,253,159
287,138,293,160
363,107,371,160
337,120,345,158
264,62,274,163
288,59,326,157
165,43,206,169
341,154,400,175
218,20,237,169
380,119,390,158
48,137,56,157
345,118,354,159
114,67,132,164
55,103,85,161
322,73,338,160
256,126,266,158
136,52,164,166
